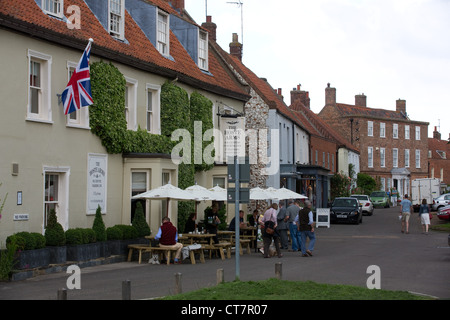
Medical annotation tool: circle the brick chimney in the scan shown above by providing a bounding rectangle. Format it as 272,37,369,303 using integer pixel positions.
291,84,310,109
201,16,217,41
325,83,336,106
396,99,406,115
167,0,184,13
355,94,366,107
433,126,441,140
229,33,243,61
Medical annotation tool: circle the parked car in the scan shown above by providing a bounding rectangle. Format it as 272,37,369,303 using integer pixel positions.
431,193,450,211
350,194,374,216
437,205,450,221
370,191,390,208
330,197,362,224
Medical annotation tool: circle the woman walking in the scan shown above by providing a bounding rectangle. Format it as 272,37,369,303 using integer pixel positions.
418,199,431,234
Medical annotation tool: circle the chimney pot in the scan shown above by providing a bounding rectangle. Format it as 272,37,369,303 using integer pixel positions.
355,93,367,107
396,99,406,115
325,83,336,106
202,16,217,42
229,33,243,61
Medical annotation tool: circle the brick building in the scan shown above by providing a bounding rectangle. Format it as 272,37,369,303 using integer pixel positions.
318,84,429,198
428,127,450,190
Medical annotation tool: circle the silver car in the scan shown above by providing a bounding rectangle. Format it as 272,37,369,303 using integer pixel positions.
351,194,374,216
431,193,450,211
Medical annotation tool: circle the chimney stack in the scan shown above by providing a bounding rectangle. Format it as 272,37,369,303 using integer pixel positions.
167,0,185,13
290,84,310,109
355,94,366,107
229,33,243,61
433,126,441,140
325,83,336,106
201,16,217,42
396,99,406,115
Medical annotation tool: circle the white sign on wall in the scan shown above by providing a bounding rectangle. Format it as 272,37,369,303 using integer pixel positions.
220,117,246,162
87,153,107,214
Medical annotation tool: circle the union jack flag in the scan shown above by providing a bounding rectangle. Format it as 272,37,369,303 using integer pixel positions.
62,39,94,115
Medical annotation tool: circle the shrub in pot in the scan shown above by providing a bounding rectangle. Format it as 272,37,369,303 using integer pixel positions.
45,209,66,264
106,226,123,255
132,202,150,238
66,228,100,262
6,232,49,269
115,225,139,255
92,205,109,257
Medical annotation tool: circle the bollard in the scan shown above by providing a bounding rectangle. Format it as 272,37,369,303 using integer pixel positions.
174,272,182,295
57,288,67,300
216,268,224,285
275,262,282,280
122,280,131,300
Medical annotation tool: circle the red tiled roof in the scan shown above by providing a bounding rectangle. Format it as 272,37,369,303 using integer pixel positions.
336,103,413,121
0,0,248,100
428,137,450,160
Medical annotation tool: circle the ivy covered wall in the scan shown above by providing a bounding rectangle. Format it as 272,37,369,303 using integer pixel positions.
89,61,215,230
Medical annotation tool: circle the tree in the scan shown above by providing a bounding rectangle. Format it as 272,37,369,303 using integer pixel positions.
132,202,151,237
356,173,377,195
45,209,66,246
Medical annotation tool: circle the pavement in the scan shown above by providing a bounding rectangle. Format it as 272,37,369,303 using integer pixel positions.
0,206,449,301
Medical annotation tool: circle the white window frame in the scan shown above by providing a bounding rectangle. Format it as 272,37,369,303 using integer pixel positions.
380,123,385,138
415,126,421,140
393,148,398,168
380,147,385,168
43,166,70,232
157,10,170,56
405,125,410,140
27,50,52,123
108,0,125,40
368,147,373,168
145,84,161,134
405,149,410,168
393,123,398,139
198,30,208,71
42,0,64,18
124,76,138,131
415,150,421,168
367,121,373,137
66,61,90,129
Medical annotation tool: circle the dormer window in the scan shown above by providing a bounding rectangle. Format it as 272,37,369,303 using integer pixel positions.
198,31,208,70
109,0,125,40
43,0,63,18
157,11,169,56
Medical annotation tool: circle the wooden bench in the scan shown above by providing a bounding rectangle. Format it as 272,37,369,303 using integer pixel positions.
234,238,251,255
203,242,232,260
127,244,205,265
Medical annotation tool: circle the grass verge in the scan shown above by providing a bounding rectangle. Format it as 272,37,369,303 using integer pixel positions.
161,278,432,300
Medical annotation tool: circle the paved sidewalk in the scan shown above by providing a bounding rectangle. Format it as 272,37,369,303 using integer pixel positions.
1,207,449,300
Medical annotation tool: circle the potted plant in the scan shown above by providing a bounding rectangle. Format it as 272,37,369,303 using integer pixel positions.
132,202,151,242
66,228,100,262
116,225,139,255
7,232,50,270
106,225,123,255
92,205,109,257
45,209,67,264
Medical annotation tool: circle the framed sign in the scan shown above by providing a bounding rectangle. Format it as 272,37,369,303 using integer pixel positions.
316,208,330,228
87,153,107,214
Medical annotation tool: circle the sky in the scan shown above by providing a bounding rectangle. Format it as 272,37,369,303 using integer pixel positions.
185,0,450,139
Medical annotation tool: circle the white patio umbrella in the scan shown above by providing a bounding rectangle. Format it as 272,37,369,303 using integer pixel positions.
250,187,276,200
276,187,308,200
131,183,193,217
185,184,217,215
208,185,227,201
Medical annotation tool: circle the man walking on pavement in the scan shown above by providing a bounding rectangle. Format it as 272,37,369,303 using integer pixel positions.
296,200,316,257
286,200,301,252
277,201,289,249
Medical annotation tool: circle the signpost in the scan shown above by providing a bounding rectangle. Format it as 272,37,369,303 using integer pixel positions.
227,156,250,281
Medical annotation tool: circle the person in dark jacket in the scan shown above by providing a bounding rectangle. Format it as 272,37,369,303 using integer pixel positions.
296,200,316,257
155,216,183,264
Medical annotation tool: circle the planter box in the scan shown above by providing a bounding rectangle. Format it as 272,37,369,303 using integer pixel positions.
107,240,121,255
99,241,111,258
16,247,50,270
66,243,101,262
47,246,67,265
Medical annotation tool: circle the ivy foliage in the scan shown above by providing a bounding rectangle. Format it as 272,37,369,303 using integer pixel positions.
89,62,215,230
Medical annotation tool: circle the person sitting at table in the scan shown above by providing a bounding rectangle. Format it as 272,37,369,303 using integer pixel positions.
228,210,247,231
248,209,259,227
184,212,196,233
155,216,183,264
205,205,221,244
